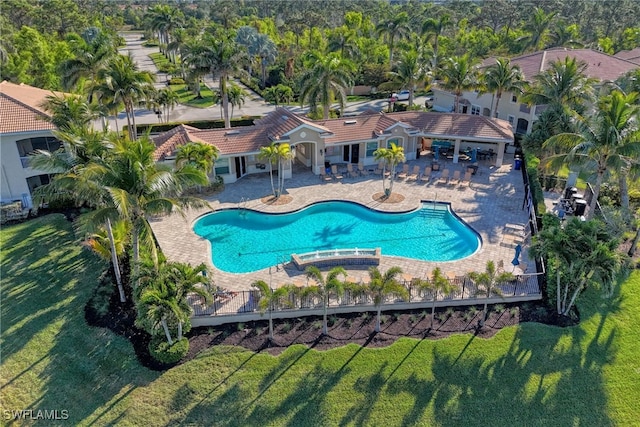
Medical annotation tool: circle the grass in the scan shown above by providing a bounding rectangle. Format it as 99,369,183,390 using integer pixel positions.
169,84,216,108
2,215,639,425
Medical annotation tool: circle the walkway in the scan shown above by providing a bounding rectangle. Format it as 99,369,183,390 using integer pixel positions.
150,154,534,292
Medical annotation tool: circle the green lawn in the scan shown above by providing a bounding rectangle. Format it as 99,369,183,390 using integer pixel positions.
2,215,639,426
169,84,216,108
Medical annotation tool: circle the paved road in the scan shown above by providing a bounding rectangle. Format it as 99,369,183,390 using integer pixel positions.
106,32,430,129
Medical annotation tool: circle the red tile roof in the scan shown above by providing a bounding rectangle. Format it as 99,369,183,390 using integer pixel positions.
153,108,513,160
614,47,640,65
481,48,639,82
0,81,61,134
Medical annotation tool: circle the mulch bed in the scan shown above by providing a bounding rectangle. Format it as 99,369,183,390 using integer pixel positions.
372,192,405,203
261,194,293,205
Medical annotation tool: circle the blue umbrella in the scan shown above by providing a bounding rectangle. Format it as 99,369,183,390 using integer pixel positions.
471,148,477,163
511,244,522,270
434,147,439,161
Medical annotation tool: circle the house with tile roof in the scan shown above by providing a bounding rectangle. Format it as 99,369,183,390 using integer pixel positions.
153,107,514,183
614,47,640,65
431,48,640,136
0,81,63,208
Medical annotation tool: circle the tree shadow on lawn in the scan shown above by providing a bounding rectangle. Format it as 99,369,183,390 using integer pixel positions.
1,215,159,425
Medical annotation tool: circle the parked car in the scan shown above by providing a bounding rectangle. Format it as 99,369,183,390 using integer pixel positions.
425,96,434,108
392,90,410,101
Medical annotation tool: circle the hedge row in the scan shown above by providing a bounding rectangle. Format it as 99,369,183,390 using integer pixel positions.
131,117,261,135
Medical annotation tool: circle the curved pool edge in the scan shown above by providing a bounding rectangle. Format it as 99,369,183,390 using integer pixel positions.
193,199,483,273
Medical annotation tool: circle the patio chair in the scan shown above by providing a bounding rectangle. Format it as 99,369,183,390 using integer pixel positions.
397,163,410,180
347,163,358,178
448,170,461,185
407,165,421,181
431,162,441,172
358,163,369,177
319,168,333,182
420,166,432,183
461,170,472,187
437,169,450,184
496,260,504,273
331,164,344,180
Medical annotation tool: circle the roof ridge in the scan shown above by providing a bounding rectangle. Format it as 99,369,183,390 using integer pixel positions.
0,92,52,121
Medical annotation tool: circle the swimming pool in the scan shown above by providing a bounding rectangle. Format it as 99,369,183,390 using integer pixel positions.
193,201,481,273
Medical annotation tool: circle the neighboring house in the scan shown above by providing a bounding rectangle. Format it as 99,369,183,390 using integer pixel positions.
153,107,513,183
0,81,63,210
432,48,640,137
614,47,640,65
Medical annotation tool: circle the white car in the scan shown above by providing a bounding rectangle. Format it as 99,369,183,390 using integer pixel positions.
392,90,410,101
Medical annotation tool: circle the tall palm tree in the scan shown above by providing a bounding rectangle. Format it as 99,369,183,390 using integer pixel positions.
253,33,277,88
299,51,354,120
164,261,212,339
367,266,409,332
543,90,640,220
305,266,347,335
59,30,116,102
138,279,185,344
467,261,514,326
152,88,179,123
440,54,479,113
376,12,411,65
327,26,359,60
519,7,557,52
374,142,405,197
84,137,210,286
421,13,452,57
40,94,99,131
387,50,427,107
94,54,155,141
209,37,247,129
479,58,525,119
145,4,184,60
258,142,294,198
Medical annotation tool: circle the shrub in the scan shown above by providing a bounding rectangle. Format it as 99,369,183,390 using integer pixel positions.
148,336,189,364
510,307,519,317
168,78,185,85
380,314,389,324
328,315,337,327
89,271,115,317
493,304,505,313
281,321,292,333
237,322,245,331
312,320,322,329
409,314,418,324
445,307,455,317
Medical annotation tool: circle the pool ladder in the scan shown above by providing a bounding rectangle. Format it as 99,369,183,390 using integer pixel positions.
238,197,248,215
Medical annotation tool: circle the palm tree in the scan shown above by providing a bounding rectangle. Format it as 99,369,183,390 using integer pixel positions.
376,12,411,65
327,26,359,60
479,58,525,119
467,261,514,326
138,279,185,344
145,4,184,60
367,266,409,332
421,13,452,57
251,280,290,341
40,94,99,131
253,33,277,87
227,83,246,119
175,142,219,177
263,84,293,107
305,266,347,335
543,90,640,220
258,142,294,199
152,88,179,123
373,143,405,197
522,57,596,117
440,54,479,113
94,54,155,141
426,267,456,329
59,30,116,102
519,7,557,52
387,50,427,107
299,51,354,120
84,137,210,287
209,37,247,129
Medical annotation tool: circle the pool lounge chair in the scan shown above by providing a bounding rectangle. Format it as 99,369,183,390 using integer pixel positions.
397,164,410,180
407,165,421,181
437,169,450,184
373,162,384,175
461,170,472,187
358,163,369,176
448,170,461,185
420,166,432,183
347,163,358,178
331,164,344,180
319,168,333,182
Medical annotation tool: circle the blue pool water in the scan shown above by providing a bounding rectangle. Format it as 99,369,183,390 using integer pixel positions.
193,201,480,273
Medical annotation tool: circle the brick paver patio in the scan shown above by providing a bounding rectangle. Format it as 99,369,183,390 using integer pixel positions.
150,153,534,293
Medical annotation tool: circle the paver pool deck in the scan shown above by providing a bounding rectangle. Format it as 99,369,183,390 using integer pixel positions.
151,154,533,292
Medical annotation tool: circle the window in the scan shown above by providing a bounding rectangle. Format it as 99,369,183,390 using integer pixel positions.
366,141,378,157
16,137,62,168
214,158,230,175
471,105,481,116
511,94,518,103
508,115,515,126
